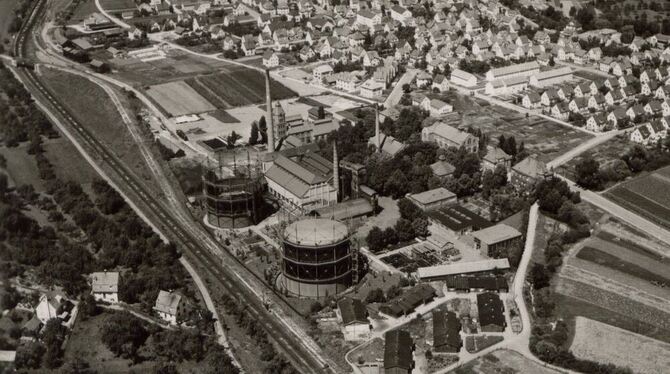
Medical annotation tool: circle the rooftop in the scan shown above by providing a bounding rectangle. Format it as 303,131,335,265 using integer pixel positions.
426,205,492,232
338,297,368,325
417,258,510,279
284,218,349,246
408,187,456,205
91,271,119,293
472,223,522,245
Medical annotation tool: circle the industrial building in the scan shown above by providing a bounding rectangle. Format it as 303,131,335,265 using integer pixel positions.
432,310,462,353
281,218,356,298
384,330,414,374
417,258,511,281
203,158,265,228
476,292,506,332
472,223,523,258
407,187,457,211
379,284,436,317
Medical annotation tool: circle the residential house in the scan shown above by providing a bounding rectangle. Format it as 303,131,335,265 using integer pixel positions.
154,290,183,325
482,146,512,170
511,155,551,190
90,271,119,303
422,122,479,153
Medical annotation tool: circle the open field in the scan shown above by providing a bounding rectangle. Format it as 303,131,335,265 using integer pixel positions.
43,137,100,185
570,317,670,374
555,278,670,343
68,0,98,23
189,69,297,108
146,81,216,116
458,99,592,163
40,68,159,188
0,145,45,191
452,349,561,374
0,0,18,43
606,166,670,229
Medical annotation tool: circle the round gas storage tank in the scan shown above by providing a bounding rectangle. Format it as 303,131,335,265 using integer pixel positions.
283,218,349,247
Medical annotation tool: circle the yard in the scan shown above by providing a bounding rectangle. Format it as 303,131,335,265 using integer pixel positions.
457,98,592,163
570,317,670,374
0,0,18,44
99,0,136,11
0,144,45,191
557,133,630,182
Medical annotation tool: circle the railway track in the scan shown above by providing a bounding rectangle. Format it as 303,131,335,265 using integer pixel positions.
11,1,331,373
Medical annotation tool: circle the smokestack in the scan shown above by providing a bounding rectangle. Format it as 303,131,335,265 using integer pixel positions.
374,104,381,152
265,69,275,153
333,142,339,203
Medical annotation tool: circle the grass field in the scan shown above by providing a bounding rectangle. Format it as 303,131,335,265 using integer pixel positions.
0,144,45,191
41,68,158,188
146,81,216,116
557,133,630,181
0,0,18,43
68,0,98,23
570,317,670,374
576,246,670,286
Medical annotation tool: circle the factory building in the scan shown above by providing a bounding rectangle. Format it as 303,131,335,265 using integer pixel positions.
281,218,355,298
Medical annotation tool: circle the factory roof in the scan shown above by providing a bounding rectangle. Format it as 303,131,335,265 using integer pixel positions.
426,205,492,232
472,224,522,245
417,258,510,279
408,187,456,206
265,152,333,198
477,292,506,329
487,61,539,79
284,218,349,246
432,310,461,352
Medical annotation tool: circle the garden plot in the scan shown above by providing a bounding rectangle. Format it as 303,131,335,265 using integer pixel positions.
145,81,216,116
571,317,670,374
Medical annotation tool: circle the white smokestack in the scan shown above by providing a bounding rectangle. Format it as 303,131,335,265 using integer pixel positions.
265,69,275,153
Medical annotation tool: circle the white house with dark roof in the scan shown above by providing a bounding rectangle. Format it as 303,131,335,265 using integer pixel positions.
154,290,183,325
262,49,279,67
91,271,119,303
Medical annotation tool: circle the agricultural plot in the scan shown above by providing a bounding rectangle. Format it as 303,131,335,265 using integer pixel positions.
189,69,297,108
556,277,670,342
606,167,670,229
576,246,670,286
570,317,670,374
99,0,136,11
454,350,561,374
557,133,630,181
145,81,216,116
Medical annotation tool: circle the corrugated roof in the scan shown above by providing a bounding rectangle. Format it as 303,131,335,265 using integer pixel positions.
417,258,510,279
472,223,522,245
426,205,492,232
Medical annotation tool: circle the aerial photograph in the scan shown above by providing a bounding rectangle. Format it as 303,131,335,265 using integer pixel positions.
1,0,670,373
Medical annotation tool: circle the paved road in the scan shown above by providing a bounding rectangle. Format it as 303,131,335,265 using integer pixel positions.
94,0,131,29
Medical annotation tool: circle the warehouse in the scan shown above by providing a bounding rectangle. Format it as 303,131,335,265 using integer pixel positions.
417,258,510,281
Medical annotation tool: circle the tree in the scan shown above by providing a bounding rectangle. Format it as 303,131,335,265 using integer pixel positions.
226,131,241,148
42,318,67,369
398,198,422,221
258,116,267,143
575,156,602,190
411,217,429,238
100,312,149,359
394,218,415,242
249,121,259,145
383,227,398,246
366,226,385,252
365,288,385,303
622,145,648,172
14,342,45,369
78,294,100,320
530,263,550,289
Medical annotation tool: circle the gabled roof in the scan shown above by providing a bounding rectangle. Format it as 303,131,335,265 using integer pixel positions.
472,223,522,245
384,330,413,370
477,292,506,328
512,155,548,178
338,298,368,325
